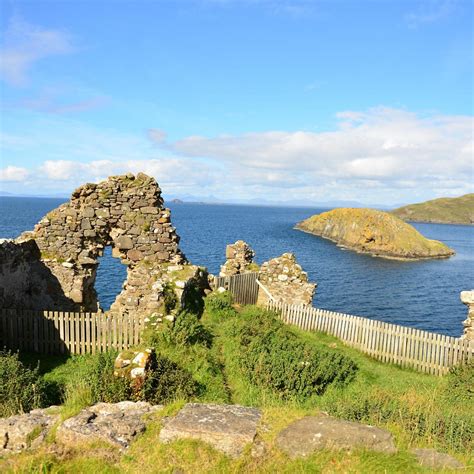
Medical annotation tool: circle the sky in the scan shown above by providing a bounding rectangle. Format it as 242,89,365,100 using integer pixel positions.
0,0,472,205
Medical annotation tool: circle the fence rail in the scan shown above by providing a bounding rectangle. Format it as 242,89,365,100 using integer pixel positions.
0,309,145,355
213,272,260,305
267,301,473,375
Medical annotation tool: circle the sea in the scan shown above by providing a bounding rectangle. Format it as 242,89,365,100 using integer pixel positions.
1,196,473,337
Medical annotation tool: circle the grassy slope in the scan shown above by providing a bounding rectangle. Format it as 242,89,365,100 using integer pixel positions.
391,194,474,225
2,304,473,473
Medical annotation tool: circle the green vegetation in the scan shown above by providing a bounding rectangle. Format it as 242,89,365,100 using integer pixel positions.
296,207,455,259
235,306,357,400
392,193,474,225
1,292,473,472
0,350,47,417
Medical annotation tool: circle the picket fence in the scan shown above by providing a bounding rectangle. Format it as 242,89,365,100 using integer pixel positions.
213,272,260,305
267,301,473,375
0,309,145,355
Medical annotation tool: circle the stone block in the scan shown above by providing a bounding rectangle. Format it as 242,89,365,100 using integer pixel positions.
115,235,134,250
159,403,261,458
276,415,397,458
82,207,95,218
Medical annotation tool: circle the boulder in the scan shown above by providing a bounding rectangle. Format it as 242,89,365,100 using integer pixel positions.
276,415,397,458
0,407,59,454
56,401,162,450
411,448,464,470
159,403,261,458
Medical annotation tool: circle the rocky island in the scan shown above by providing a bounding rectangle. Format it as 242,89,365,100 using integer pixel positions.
391,194,474,225
295,208,455,260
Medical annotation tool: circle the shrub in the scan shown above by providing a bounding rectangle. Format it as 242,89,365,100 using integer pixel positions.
0,350,47,417
236,308,357,400
144,353,199,404
84,351,132,403
446,358,474,403
204,291,236,319
168,311,213,347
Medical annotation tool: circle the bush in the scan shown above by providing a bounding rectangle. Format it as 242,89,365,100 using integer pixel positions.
168,311,213,347
0,350,47,417
144,353,199,404
204,291,236,319
446,358,474,403
236,307,357,400
84,351,132,403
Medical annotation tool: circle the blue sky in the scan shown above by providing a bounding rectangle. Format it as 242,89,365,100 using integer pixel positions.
0,0,472,204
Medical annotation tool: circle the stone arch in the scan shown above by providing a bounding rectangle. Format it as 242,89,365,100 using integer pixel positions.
12,173,188,313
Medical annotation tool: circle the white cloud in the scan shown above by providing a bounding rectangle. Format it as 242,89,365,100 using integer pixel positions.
0,16,73,86
147,129,167,144
170,107,473,189
2,107,473,204
0,166,29,181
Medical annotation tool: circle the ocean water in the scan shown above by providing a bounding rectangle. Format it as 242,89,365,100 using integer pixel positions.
1,196,473,337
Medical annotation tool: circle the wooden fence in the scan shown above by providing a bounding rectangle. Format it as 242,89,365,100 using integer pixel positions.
267,301,473,375
0,309,145,355
213,272,260,305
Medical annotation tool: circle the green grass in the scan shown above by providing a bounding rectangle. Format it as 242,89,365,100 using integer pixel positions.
2,297,472,473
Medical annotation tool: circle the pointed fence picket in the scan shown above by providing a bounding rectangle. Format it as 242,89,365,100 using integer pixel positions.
267,301,473,375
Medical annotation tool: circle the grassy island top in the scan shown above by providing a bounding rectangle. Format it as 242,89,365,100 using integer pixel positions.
391,193,474,225
296,208,455,260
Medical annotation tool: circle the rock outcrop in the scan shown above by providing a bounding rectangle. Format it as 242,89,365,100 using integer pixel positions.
0,173,209,317
460,290,474,340
257,253,316,306
0,407,59,454
275,415,397,458
56,401,162,450
219,240,258,277
159,403,262,458
296,208,454,260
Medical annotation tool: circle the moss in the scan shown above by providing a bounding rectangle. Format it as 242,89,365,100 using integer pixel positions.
26,425,44,446
40,251,66,264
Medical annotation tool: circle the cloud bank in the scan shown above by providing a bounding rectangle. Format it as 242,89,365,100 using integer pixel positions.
2,107,473,204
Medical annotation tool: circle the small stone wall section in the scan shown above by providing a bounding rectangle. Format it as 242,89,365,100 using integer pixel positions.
220,240,258,277
460,290,474,340
257,253,316,306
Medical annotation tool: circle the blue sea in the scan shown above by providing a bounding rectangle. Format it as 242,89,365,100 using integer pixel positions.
1,196,473,337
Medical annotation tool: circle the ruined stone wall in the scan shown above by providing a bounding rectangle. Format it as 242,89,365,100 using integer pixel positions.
0,239,76,310
460,290,474,340
257,253,316,306
0,173,209,315
219,240,258,277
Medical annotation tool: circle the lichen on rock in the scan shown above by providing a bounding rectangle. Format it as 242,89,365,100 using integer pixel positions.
295,208,455,260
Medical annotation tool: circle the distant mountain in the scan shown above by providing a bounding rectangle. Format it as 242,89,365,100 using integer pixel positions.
0,191,14,196
391,194,474,225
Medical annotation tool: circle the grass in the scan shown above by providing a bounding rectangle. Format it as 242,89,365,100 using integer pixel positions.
2,297,473,473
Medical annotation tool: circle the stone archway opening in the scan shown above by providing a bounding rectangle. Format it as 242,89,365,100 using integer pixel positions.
95,245,127,311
